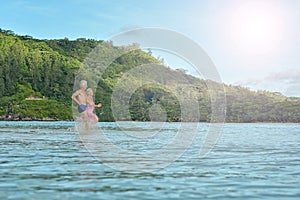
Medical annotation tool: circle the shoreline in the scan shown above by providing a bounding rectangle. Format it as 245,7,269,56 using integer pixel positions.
0,115,65,121
0,118,298,124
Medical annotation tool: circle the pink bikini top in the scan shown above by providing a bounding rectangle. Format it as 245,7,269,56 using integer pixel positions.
87,102,95,113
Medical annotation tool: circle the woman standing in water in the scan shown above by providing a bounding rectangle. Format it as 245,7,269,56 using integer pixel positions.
86,88,102,124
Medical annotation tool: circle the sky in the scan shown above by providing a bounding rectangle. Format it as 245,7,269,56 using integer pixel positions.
0,0,299,96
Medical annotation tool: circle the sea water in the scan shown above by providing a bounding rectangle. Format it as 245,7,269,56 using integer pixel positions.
0,121,299,199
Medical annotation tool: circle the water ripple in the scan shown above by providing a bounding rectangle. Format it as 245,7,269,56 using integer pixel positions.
0,122,299,199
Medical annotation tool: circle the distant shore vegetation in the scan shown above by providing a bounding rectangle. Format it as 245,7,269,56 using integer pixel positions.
0,29,299,122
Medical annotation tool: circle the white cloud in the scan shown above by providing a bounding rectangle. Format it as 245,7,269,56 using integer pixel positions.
265,70,300,84
235,69,300,97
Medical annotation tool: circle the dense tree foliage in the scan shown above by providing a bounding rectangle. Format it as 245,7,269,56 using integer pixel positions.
0,29,299,122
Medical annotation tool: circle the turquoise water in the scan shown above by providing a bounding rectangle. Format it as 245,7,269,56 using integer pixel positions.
0,121,299,199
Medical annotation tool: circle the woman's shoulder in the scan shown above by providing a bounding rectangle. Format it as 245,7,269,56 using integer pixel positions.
87,97,94,104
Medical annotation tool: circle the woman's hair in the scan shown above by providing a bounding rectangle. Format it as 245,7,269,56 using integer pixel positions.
86,88,93,95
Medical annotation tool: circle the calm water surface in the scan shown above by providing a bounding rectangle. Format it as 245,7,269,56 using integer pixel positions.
0,121,299,199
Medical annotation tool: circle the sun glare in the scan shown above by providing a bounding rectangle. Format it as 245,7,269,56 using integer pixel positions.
229,1,284,55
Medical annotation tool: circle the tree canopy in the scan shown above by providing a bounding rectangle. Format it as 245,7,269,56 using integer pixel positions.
0,29,299,122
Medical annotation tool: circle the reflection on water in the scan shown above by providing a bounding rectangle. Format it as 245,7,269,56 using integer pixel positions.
78,122,203,173
0,121,299,199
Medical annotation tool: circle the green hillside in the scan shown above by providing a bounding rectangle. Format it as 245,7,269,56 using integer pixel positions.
0,29,299,122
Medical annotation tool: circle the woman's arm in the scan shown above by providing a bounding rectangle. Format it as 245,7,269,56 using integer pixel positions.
86,96,93,105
